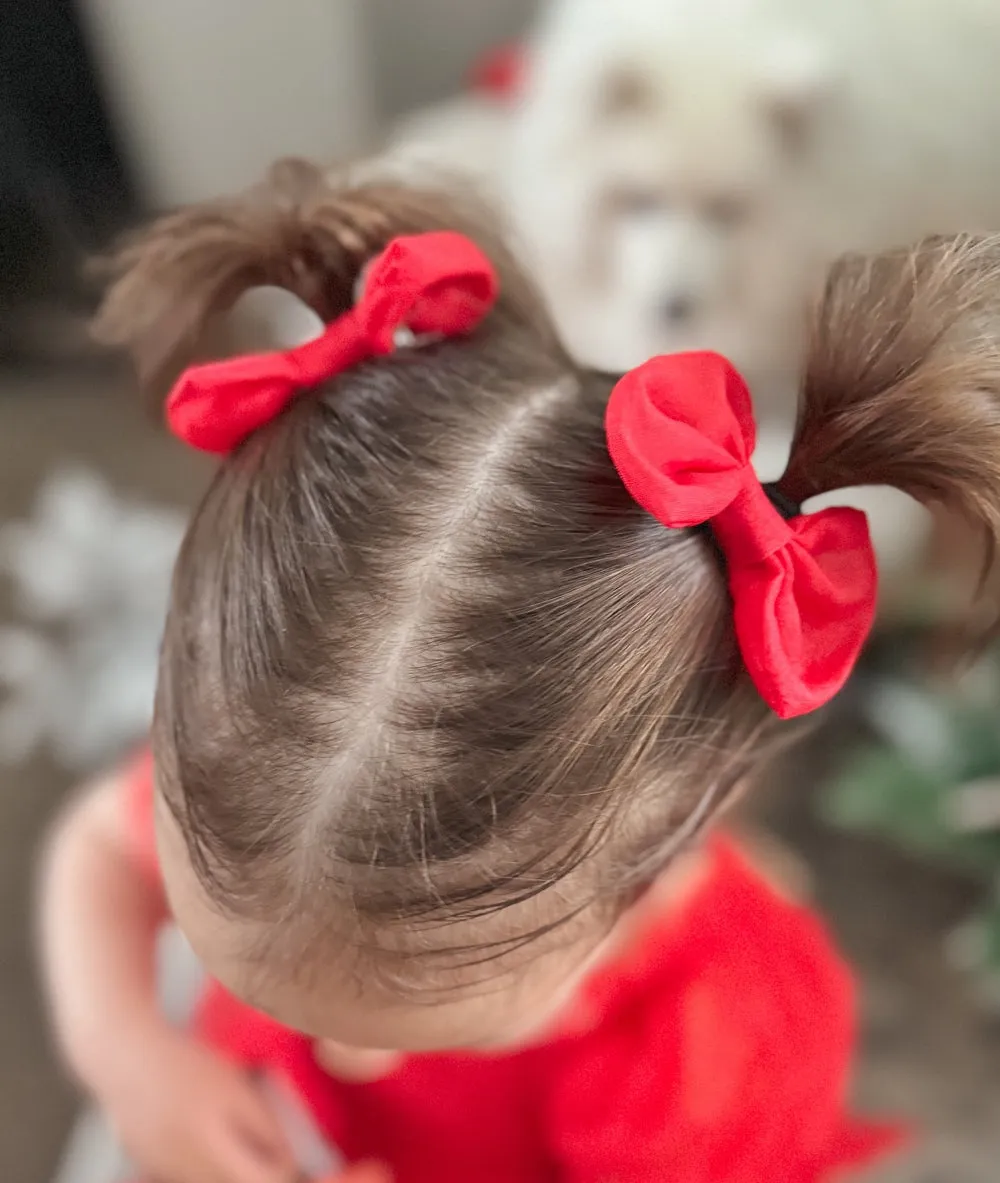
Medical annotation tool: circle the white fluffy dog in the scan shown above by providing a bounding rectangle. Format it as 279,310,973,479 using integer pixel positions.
506,0,1000,399
384,95,511,194
360,7,999,585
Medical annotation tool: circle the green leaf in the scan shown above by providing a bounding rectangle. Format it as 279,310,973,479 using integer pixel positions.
823,747,999,875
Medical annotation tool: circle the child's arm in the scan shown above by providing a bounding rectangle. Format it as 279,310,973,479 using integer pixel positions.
38,771,302,1183
38,772,168,1096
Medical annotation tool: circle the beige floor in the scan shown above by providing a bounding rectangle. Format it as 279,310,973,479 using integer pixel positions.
2,361,999,1183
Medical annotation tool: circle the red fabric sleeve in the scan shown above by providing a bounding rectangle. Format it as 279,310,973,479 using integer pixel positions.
120,746,161,883
546,840,905,1183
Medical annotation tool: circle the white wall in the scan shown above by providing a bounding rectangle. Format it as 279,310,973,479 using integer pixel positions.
77,0,375,207
363,0,540,116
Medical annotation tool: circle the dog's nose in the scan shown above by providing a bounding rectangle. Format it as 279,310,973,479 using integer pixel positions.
659,292,698,325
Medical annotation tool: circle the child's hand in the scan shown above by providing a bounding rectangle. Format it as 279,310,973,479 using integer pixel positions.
102,1023,298,1183
323,1164,392,1183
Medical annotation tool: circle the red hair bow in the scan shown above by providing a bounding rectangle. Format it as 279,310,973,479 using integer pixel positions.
166,232,499,454
606,352,877,719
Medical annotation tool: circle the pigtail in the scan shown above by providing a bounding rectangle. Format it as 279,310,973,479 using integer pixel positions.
93,157,542,395
780,234,1000,591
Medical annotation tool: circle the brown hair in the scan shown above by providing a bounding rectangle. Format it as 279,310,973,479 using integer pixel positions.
96,162,1000,980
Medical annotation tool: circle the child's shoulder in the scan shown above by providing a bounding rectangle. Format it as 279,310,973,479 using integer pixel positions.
546,836,900,1180
581,834,856,1050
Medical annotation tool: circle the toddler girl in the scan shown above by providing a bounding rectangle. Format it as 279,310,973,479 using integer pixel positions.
43,158,995,1183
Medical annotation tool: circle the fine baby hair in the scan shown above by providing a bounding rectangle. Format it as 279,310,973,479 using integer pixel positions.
95,159,1000,986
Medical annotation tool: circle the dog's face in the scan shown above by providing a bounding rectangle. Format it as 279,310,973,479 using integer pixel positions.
510,32,833,381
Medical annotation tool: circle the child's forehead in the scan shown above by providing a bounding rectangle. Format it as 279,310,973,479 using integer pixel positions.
245,960,563,1052
154,787,609,1050
243,916,608,1054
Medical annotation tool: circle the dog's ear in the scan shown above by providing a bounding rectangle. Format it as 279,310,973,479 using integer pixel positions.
756,33,836,151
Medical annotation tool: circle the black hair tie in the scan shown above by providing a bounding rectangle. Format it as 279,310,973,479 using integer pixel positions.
762,482,802,521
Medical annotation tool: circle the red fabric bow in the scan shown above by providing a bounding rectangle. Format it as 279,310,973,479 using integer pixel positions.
605,352,877,718
468,42,527,100
166,232,499,454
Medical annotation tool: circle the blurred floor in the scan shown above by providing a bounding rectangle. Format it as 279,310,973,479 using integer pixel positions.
0,355,206,1183
0,360,998,1183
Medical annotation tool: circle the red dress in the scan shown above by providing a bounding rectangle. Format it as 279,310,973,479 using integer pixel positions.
125,752,902,1182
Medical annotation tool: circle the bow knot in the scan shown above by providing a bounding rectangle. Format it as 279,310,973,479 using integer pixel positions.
165,231,499,454
713,482,796,569
606,351,877,719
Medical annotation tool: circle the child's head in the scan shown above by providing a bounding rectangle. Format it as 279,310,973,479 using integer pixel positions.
99,160,1000,1052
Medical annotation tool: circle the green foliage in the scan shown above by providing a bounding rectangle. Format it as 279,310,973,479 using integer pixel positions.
823,643,1000,985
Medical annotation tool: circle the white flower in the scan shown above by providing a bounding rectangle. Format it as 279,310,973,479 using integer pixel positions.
0,469,186,771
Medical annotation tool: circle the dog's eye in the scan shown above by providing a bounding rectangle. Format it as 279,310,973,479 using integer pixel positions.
703,195,749,228
608,187,666,218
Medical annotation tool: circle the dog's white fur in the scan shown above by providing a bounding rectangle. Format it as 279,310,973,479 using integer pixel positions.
341,18,983,585
507,0,1000,399
383,97,511,193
